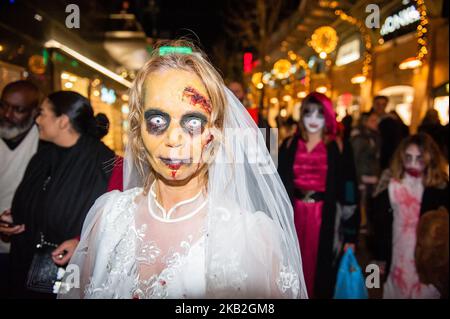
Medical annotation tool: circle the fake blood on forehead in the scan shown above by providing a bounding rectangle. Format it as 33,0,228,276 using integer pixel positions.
182,86,212,114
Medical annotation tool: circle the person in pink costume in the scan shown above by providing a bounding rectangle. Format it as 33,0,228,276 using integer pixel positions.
279,92,360,298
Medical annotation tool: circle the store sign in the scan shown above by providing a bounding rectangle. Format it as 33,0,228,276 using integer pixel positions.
101,87,116,104
335,38,361,66
380,5,420,37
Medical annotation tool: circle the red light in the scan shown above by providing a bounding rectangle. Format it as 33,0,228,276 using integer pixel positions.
243,53,253,73
342,93,353,107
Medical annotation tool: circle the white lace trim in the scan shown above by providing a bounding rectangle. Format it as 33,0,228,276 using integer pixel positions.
84,189,207,299
132,235,205,299
148,181,207,223
276,263,300,297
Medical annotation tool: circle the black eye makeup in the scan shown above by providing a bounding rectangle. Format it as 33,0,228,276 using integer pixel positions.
144,109,208,136
405,154,413,163
180,112,208,135
144,109,171,135
304,104,324,117
304,112,324,118
405,153,424,165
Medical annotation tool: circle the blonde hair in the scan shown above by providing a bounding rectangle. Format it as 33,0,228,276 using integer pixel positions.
128,40,227,192
390,133,449,188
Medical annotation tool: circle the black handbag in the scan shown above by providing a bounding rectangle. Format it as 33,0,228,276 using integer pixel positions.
26,234,66,294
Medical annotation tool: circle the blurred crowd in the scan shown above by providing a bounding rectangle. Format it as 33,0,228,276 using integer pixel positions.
0,79,448,299
0,80,123,298
274,89,448,299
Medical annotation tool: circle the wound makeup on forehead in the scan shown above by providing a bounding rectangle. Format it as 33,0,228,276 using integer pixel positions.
182,86,212,114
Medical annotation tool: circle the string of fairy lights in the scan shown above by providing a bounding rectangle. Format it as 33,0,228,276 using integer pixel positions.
288,50,311,95
250,0,431,99
415,0,429,63
334,9,372,82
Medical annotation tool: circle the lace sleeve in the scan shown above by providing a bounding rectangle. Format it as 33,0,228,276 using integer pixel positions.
57,190,120,299
205,205,306,299
251,211,303,299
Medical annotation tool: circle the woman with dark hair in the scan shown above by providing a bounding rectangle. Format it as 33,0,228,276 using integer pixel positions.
378,110,409,170
94,113,110,140
278,92,360,299
418,108,447,158
0,91,118,298
371,133,448,298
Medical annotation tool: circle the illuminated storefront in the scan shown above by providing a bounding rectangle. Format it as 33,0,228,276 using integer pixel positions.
0,61,25,92
0,39,131,155
251,0,448,133
432,82,449,125
335,93,360,122
89,81,123,154
371,1,448,131
377,85,415,125
60,71,89,97
0,37,52,95
48,43,131,155
330,35,365,120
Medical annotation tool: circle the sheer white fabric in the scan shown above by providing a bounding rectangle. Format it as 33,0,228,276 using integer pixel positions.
59,184,208,299
59,88,307,299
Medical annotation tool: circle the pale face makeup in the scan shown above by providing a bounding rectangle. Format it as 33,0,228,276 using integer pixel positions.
303,104,325,134
141,69,213,182
403,144,425,178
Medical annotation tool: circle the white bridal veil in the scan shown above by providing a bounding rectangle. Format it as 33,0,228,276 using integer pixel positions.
58,87,307,299
202,89,307,298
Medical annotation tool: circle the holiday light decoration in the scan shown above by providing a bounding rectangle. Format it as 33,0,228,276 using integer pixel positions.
272,59,292,79
294,56,311,94
414,0,429,63
334,9,372,82
383,0,428,70
251,72,263,87
310,26,339,57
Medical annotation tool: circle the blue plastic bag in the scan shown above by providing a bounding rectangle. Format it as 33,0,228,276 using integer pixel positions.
333,248,368,299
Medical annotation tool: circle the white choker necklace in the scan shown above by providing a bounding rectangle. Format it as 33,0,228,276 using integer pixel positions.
148,183,207,223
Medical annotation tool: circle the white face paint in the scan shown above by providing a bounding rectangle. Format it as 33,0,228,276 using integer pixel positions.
303,109,325,134
403,144,425,178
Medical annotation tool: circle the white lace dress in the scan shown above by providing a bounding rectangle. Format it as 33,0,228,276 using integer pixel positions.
59,182,302,299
